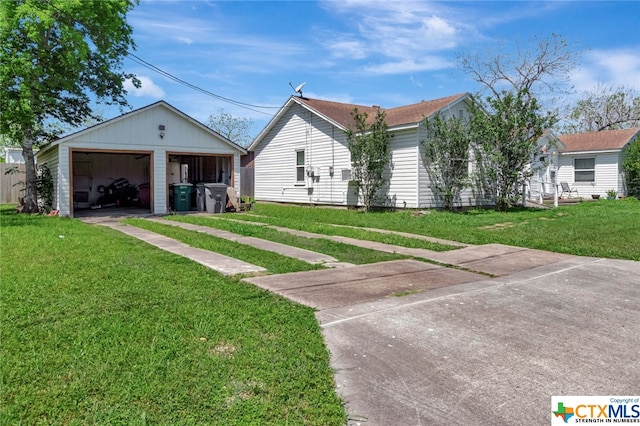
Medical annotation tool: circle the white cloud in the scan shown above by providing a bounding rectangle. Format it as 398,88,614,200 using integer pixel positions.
364,57,453,75
319,1,465,75
328,39,368,59
124,76,166,98
572,47,640,92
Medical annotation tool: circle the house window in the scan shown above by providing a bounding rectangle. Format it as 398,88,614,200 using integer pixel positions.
574,158,595,182
296,150,305,182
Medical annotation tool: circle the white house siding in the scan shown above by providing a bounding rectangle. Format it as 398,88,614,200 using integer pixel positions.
387,129,420,208
4,148,25,163
416,126,436,208
557,152,621,197
254,103,352,205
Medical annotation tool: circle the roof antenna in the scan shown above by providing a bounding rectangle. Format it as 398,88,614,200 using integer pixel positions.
289,81,306,97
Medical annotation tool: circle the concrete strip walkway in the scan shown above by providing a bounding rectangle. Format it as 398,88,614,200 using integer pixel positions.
203,216,572,277
273,231,571,277
145,218,349,267
99,222,266,275
328,223,471,248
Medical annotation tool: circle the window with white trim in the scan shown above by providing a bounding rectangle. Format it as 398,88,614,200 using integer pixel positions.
574,158,595,182
296,150,305,182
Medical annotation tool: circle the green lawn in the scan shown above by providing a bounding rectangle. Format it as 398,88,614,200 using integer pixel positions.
242,199,640,260
3,198,637,423
159,215,409,265
0,208,346,425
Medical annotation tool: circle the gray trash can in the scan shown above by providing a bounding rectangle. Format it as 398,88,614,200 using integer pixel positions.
204,183,228,213
195,183,208,212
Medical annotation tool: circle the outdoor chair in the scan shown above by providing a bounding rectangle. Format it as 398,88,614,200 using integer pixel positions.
560,181,579,198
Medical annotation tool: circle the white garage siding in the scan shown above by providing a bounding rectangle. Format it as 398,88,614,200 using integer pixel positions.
558,152,622,197
59,146,71,215
36,102,245,216
35,145,60,211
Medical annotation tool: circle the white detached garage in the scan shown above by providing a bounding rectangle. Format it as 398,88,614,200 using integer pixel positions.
37,101,246,217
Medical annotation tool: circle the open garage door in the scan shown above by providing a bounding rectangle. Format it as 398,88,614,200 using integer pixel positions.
167,153,233,212
71,150,152,216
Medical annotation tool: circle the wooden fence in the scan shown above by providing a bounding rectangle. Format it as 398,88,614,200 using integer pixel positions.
0,163,26,204
240,167,254,200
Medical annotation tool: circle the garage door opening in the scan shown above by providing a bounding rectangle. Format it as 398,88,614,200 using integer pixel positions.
167,154,233,212
71,150,152,217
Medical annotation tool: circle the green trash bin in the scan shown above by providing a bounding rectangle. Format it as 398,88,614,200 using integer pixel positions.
172,183,193,211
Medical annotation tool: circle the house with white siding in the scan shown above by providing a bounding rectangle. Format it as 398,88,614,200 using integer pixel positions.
3,147,26,164
249,93,482,209
37,101,246,217
556,128,640,198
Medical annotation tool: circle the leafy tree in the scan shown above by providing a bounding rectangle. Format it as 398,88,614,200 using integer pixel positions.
207,109,255,148
345,107,391,212
469,90,557,211
623,136,640,198
421,114,472,211
563,84,640,133
0,0,139,213
459,34,572,210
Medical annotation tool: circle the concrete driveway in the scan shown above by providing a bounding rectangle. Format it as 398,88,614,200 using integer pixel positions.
246,243,639,425
317,256,640,425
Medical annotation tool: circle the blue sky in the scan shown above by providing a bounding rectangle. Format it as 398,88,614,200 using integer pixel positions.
118,0,640,137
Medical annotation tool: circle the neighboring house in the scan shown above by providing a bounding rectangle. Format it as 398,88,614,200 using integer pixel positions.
556,128,640,198
249,93,480,209
37,101,246,217
3,147,26,164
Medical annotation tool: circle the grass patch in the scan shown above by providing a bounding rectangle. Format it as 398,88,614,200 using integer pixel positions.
247,200,640,260
206,213,457,252
164,215,409,265
123,218,321,274
0,207,346,425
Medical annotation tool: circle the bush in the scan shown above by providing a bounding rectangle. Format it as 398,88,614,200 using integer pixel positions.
623,137,640,197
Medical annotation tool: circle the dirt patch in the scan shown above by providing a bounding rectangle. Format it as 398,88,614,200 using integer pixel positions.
478,222,515,230
209,340,237,357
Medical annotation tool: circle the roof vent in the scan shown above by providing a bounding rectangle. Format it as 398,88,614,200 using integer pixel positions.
372,104,380,108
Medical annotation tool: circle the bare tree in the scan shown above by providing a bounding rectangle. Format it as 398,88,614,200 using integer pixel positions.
207,109,255,148
459,33,578,104
562,84,640,133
